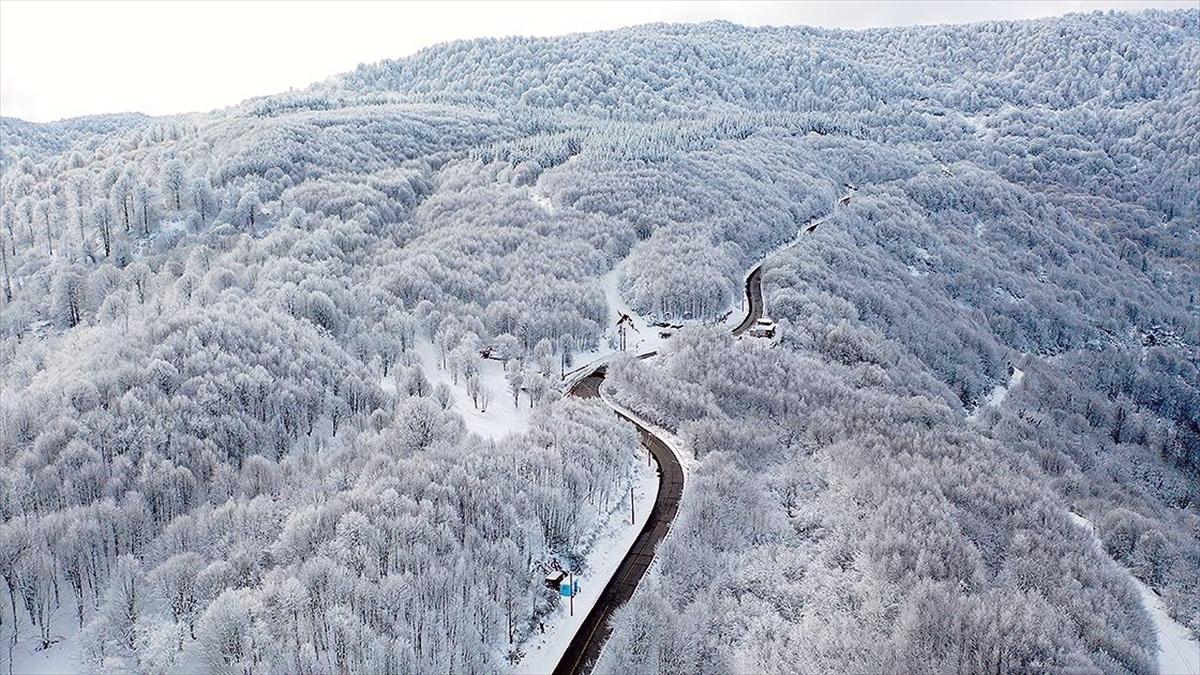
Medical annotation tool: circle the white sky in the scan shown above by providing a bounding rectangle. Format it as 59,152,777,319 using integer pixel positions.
0,0,1192,122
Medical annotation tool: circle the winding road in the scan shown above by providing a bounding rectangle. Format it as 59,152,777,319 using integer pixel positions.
732,266,765,337
554,265,766,675
554,367,684,675
553,197,836,674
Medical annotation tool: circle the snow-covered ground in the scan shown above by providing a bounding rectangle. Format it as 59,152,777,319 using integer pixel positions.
962,110,1002,144
1136,579,1200,675
969,366,1024,419
595,263,673,357
561,263,679,389
508,458,658,674
983,366,1024,408
383,338,533,440
6,602,81,675
530,188,557,215
1068,512,1200,675
601,390,697,478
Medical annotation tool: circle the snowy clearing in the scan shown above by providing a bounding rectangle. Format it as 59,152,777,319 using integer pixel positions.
562,263,688,389
7,603,81,675
596,263,672,357
529,187,557,214
392,338,532,440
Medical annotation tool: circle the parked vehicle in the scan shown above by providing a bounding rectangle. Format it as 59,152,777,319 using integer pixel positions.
748,317,777,338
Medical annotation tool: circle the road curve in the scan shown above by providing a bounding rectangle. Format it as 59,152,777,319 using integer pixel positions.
732,196,847,338
554,366,684,675
554,198,806,673
555,273,764,674
732,265,765,337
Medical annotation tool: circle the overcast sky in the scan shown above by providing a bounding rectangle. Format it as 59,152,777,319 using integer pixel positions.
0,0,1191,122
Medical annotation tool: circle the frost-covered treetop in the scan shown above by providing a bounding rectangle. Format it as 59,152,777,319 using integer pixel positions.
325,11,1198,116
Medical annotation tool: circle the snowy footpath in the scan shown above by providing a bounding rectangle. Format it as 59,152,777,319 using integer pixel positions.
1068,512,1200,675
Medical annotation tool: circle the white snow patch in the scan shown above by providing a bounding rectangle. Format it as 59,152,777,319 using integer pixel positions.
5,603,82,675
962,111,1001,144
393,339,531,440
983,367,1023,408
507,458,658,674
1068,512,1200,675
969,367,1023,420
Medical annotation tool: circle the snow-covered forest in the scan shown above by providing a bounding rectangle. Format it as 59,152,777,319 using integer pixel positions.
2,8,1198,674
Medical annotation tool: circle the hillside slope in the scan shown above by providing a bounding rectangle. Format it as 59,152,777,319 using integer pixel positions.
1,10,1197,674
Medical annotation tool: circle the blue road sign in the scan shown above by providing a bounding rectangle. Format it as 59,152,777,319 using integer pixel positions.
560,582,572,597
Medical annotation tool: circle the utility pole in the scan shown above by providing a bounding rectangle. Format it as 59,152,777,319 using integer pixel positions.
630,486,635,524
569,572,574,617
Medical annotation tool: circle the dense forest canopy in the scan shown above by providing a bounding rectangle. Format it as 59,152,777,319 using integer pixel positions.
1,9,1197,674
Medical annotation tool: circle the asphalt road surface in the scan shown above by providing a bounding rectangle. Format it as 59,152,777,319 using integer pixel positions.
555,367,684,675
552,198,830,673
732,265,764,337
732,201,842,338
554,262,766,674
